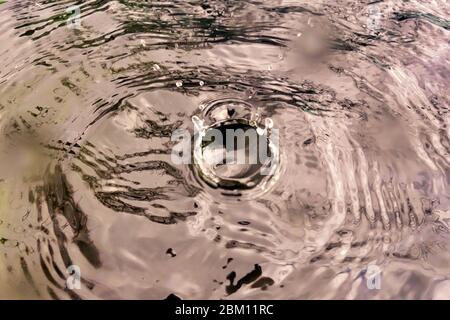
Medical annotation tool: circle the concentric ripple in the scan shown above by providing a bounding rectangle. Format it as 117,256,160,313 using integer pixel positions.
0,0,449,300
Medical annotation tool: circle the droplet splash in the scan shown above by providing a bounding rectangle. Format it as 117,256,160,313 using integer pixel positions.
191,99,280,198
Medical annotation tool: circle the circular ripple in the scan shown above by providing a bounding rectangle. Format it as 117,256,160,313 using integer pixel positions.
191,99,280,198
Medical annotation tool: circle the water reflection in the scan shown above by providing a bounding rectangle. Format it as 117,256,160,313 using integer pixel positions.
0,0,448,299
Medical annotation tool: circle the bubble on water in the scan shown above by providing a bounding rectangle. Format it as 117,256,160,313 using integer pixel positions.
199,80,204,86
176,80,183,87
296,32,302,37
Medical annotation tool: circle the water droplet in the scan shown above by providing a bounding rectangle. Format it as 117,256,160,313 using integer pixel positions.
296,32,302,37
191,99,280,197
256,127,265,135
176,80,183,87
199,80,204,86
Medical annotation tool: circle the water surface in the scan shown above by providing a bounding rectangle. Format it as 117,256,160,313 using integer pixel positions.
0,0,449,299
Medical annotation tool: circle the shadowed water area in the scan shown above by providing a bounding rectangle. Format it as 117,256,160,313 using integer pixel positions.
0,0,449,299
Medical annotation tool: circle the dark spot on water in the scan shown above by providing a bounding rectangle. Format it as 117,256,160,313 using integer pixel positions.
20,29,35,37
166,248,176,257
251,277,275,290
225,264,262,295
222,257,233,269
303,137,315,146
